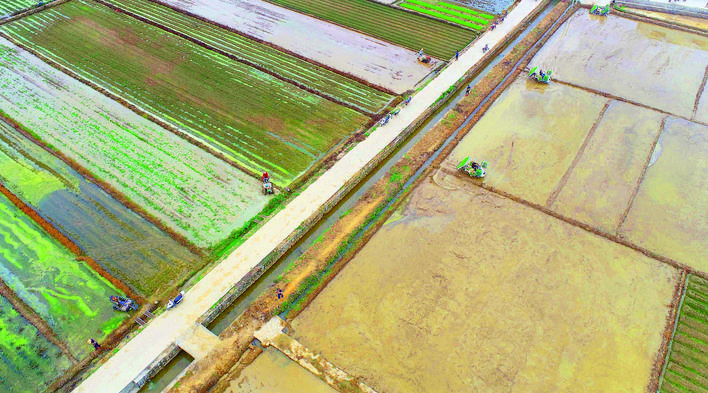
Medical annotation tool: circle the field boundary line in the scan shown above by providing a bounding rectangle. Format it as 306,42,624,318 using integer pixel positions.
0,30,266,183
692,64,708,120
651,269,689,393
141,0,397,95
552,79,708,128
441,167,708,280
614,116,667,236
545,99,612,207
0,277,78,364
92,0,377,116
0,179,143,301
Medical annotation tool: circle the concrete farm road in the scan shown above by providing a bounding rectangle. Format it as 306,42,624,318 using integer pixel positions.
75,1,544,390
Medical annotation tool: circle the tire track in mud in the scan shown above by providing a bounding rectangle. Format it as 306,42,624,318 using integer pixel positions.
614,116,668,236
92,0,379,117
692,64,708,120
0,276,79,365
545,99,612,207
552,79,708,128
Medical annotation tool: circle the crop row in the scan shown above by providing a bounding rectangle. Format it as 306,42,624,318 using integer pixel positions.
405,0,491,24
660,275,708,392
400,1,484,30
2,0,368,184
103,0,393,113
0,0,38,17
439,1,495,19
0,120,199,295
0,35,269,248
262,0,478,59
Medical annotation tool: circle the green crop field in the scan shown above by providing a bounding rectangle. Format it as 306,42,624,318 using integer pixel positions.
261,0,478,59
0,0,39,17
0,296,72,393
0,193,127,357
104,0,394,113
2,0,368,183
660,275,708,392
399,0,491,29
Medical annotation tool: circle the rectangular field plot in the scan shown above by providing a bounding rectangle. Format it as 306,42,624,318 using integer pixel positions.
154,0,434,93
660,275,708,393
102,0,394,113
242,0,478,59
444,77,607,205
551,101,665,234
0,121,199,295
398,0,490,30
0,0,39,17
293,178,678,393
0,193,127,357
0,296,72,393
531,12,708,118
619,118,708,272
2,0,368,184
0,37,269,248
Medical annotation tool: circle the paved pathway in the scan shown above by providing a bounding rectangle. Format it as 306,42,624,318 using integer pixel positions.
75,1,545,391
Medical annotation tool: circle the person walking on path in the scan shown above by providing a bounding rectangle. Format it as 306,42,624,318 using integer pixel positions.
88,338,101,351
276,288,284,299
465,85,471,96
456,50,459,61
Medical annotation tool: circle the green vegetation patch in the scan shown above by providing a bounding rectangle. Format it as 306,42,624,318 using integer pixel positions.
0,194,127,357
261,0,478,59
2,0,368,183
103,0,394,114
438,1,495,19
402,0,489,26
0,295,72,392
660,275,708,392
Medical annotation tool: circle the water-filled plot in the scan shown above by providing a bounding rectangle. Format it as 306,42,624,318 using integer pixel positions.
0,193,127,357
531,12,708,119
445,77,607,206
619,118,708,271
0,121,199,295
2,0,368,184
0,37,268,248
293,178,678,392
0,296,72,393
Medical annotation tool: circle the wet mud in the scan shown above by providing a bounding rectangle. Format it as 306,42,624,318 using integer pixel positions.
619,117,707,271
293,177,678,393
445,77,607,206
231,348,336,393
0,295,72,393
551,100,665,234
531,12,708,118
0,193,127,358
0,121,199,295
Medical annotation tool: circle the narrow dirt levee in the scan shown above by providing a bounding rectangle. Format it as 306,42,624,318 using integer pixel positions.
155,0,435,93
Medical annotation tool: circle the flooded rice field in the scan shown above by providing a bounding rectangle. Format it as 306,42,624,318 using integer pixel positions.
0,121,199,295
293,178,678,392
619,117,707,271
0,295,72,393
0,37,268,248
531,12,708,119
150,0,433,93
0,193,127,357
231,348,336,393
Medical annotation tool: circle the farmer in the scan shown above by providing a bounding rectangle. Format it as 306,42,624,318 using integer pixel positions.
276,288,284,299
88,338,101,351
456,50,459,60
465,85,471,96
261,171,270,183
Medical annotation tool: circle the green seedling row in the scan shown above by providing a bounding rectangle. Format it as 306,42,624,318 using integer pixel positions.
0,0,39,17
400,2,484,30
438,1,496,19
405,0,489,25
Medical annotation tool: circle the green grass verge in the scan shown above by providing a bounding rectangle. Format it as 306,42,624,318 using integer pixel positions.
261,0,478,59
405,0,489,25
103,0,394,113
2,0,368,183
659,275,708,392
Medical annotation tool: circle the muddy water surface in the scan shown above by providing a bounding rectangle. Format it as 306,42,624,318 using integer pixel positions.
0,122,199,295
552,100,664,233
293,177,677,393
532,12,708,118
446,77,606,205
231,348,336,393
619,117,707,271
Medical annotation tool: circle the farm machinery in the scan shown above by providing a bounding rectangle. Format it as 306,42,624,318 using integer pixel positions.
590,4,610,15
457,157,488,178
262,172,274,195
528,66,552,83
110,295,138,312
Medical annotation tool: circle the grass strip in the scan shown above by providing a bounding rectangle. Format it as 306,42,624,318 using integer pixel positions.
406,0,490,24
